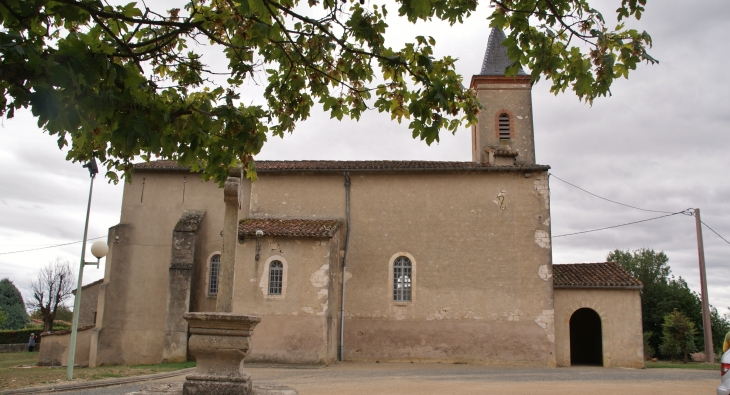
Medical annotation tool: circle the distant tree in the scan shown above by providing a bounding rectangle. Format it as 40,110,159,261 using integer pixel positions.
0,278,30,330
659,310,696,363
28,260,75,333
0,307,7,328
607,248,726,356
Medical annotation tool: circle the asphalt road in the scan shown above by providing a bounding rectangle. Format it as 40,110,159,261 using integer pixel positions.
45,363,719,395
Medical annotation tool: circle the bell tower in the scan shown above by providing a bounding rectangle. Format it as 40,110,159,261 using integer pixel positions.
471,28,535,166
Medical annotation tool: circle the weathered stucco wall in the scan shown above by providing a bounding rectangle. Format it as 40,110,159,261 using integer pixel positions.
247,170,555,365
73,280,101,327
39,326,93,366
93,171,226,366
553,288,644,368
472,79,536,165
231,235,341,364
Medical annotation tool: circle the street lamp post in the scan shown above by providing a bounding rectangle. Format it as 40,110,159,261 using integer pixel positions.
66,159,108,380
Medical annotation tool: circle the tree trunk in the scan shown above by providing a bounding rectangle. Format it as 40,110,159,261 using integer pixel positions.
42,311,54,333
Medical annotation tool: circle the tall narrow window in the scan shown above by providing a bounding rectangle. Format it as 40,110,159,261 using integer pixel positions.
393,256,412,302
208,254,220,295
498,113,511,139
269,261,283,295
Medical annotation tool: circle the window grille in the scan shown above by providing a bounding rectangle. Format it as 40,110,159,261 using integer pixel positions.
393,256,412,302
498,113,511,139
209,254,220,295
269,261,283,295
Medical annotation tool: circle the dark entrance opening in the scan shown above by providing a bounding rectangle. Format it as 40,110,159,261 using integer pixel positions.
569,308,603,366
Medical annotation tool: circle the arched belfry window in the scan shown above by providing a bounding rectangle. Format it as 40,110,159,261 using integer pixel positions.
498,113,511,140
269,261,283,295
208,254,220,296
393,256,412,302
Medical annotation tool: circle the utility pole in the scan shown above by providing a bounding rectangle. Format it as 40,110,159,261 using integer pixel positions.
695,208,714,363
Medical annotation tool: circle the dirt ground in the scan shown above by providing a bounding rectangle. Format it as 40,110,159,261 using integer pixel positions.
246,362,719,395
33,361,722,395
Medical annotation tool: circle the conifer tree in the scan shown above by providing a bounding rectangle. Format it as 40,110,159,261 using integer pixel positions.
0,279,30,330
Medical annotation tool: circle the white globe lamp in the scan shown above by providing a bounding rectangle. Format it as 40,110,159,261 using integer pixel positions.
90,240,109,259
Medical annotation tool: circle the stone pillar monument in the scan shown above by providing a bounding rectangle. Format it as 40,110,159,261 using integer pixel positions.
216,177,240,313
179,175,272,395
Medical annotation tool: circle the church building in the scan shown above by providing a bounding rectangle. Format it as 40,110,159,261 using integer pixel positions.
40,29,645,369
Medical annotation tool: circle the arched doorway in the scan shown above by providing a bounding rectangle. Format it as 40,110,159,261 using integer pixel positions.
569,308,603,366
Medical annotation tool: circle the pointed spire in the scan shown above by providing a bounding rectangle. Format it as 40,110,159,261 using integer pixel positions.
479,28,526,76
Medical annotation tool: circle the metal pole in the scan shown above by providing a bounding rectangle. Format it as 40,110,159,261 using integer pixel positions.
695,208,714,363
67,175,95,380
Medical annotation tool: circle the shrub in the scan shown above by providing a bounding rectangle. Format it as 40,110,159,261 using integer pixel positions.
659,309,696,363
0,328,40,345
643,331,655,358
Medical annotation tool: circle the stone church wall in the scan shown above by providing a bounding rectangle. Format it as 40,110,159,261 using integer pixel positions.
247,169,555,365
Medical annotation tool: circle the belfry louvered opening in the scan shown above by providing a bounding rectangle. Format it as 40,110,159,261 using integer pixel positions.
393,256,412,302
208,254,220,295
269,261,283,295
498,113,511,139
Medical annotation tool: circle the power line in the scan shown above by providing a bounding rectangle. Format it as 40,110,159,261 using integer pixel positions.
0,236,106,256
551,173,730,244
553,210,692,238
549,173,677,214
701,220,730,246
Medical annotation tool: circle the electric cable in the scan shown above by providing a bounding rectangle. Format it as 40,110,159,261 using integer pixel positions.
552,210,692,238
549,173,677,214
551,173,730,244
701,221,730,246
0,236,106,256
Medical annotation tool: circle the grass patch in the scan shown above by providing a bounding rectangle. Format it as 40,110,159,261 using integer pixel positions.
0,352,195,391
645,360,720,370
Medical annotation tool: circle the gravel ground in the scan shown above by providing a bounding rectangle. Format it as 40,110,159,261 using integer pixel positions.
45,362,719,395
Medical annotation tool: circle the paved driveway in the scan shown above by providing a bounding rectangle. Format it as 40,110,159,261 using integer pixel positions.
51,362,719,395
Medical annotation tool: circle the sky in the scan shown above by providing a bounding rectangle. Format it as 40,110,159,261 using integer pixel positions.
1,0,729,318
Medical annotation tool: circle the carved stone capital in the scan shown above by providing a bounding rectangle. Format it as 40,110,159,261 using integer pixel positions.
224,177,240,206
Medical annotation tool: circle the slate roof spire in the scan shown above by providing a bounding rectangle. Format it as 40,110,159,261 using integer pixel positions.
479,28,526,76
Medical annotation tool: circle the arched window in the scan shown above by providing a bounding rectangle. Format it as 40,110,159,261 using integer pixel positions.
393,256,412,302
269,261,283,295
208,254,220,296
498,113,511,140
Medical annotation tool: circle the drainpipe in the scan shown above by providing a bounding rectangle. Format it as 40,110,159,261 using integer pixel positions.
339,172,351,361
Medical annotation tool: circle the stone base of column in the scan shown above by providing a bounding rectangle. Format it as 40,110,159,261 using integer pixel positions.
183,375,252,395
181,312,261,395
128,383,298,395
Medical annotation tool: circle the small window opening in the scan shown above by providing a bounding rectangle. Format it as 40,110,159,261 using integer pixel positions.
498,113,511,139
208,254,220,295
393,256,412,302
269,261,283,295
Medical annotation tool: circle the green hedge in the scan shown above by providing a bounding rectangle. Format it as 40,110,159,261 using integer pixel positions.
0,328,39,344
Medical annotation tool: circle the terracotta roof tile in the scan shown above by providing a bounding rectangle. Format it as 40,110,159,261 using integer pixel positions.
133,160,190,170
134,160,549,173
238,218,342,238
553,262,643,289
